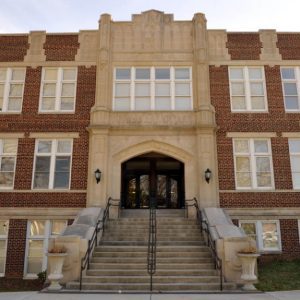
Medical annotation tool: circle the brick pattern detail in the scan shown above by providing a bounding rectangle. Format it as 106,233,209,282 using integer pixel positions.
44,35,79,61
5,219,27,278
277,34,300,60
0,35,29,62
226,33,262,60
210,65,299,207
221,192,300,207
0,66,96,208
279,219,300,259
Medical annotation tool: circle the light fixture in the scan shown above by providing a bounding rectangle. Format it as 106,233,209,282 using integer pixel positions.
205,168,212,183
94,169,102,184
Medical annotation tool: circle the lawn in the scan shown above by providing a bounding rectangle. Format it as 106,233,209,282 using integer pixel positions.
255,259,300,291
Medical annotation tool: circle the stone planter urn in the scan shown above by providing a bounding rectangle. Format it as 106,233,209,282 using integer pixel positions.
47,252,67,290
238,253,260,290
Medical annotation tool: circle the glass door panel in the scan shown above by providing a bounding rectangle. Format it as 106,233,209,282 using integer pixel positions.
157,175,167,208
170,177,178,208
126,177,137,208
139,175,149,208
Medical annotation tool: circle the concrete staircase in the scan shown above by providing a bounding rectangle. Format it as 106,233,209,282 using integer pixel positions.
67,209,235,292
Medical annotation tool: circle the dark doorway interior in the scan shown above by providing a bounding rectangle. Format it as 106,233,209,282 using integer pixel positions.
121,152,185,209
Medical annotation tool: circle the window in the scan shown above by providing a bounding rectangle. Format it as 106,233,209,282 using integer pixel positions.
240,220,281,252
281,67,300,111
0,139,18,189
113,67,192,111
39,68,77,112
233,138,274,189
288,139,300,189
0,68,25,112
24,220,67,277
33,139,72,189
0,220,8,276
229,67,267,111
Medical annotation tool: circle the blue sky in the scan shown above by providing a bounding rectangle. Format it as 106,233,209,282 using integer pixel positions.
1,0,300,33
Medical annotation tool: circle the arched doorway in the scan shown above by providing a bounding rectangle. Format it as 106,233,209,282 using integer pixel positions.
121,152,185,209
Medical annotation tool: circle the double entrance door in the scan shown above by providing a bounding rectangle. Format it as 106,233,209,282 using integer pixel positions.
121,153,184,209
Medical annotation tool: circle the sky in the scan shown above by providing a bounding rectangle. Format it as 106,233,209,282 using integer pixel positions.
0,0,300,33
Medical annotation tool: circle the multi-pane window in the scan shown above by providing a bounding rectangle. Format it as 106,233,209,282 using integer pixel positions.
281,67,300,111
240,220,281,252
0,220,8,276
229,67,267,111
0,68,26,112
233,139,274,189
288,139,300,189
113,67,192,111
40,68,77,112
33,139,72,189
0,139,18,189
25,220,67,276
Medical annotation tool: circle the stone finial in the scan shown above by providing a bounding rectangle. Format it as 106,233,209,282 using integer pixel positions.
24,31,46,63
259,29,282,61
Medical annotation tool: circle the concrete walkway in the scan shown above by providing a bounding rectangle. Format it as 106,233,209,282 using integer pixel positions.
0,291,300,300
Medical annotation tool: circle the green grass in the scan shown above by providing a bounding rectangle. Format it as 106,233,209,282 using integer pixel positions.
255,259,300,291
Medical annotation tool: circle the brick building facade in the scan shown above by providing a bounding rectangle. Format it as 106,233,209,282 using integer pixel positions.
0,10,300,282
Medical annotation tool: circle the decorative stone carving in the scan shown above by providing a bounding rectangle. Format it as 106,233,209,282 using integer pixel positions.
24,31,46,63
208,30,230,61
259,30,282,61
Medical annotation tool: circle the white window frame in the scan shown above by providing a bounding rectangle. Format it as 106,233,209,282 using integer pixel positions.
24,220,67,278
0,220,9,277
113,66,193,111
298,220,300,243
0,139,18,190
239,220,282,252
228,66,268,112
281,67,300,112
288,138,300,189
0,67,26,113
32,139,73,190
233,138,274,190
39,67,77,113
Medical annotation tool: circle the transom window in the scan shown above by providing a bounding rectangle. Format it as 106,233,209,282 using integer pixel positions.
32,139,72,189
240,220,281,252
24,220,67,277
0,139,18,189
233,138,274,189
113,67,192,111
40,68,77,112
288,139,300,189
0,68,26,112
0,220,8,276
229,67,267,111
281,67,300,111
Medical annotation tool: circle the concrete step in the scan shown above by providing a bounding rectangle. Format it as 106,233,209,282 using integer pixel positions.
81,275,221,284
89,262,215,270
93,251,211,258
102,236,203,241
91,257,213,264
95,245,209,252
86,269,218,276
99,241,205,246
67,282,234,291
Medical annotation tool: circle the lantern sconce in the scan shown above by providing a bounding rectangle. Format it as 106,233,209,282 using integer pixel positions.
205,168,212,183
94,169,102,184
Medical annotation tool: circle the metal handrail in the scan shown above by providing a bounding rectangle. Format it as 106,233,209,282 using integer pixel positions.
147,197,157,292
79,197,120,290
185,198,223,291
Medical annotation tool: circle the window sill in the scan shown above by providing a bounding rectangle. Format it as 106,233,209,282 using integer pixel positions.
38,111,75,114
23,274,38,280
259,250,282,255
0,112,22,114
231,110,269,114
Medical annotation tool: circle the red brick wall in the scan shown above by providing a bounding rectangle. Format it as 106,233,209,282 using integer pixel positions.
280,219,300,259
227,33,262,60
0,66,96,208
5,219,27,278
0,35,29,62
277,34,300,60
44,35,79,61
210,65,300,207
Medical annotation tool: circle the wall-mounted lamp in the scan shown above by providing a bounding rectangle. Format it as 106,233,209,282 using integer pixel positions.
205,168,212,183
94,169,102,184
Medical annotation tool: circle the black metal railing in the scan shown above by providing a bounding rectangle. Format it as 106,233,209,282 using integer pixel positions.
147,197,157,292
79,197,120,290
185,198,223,291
